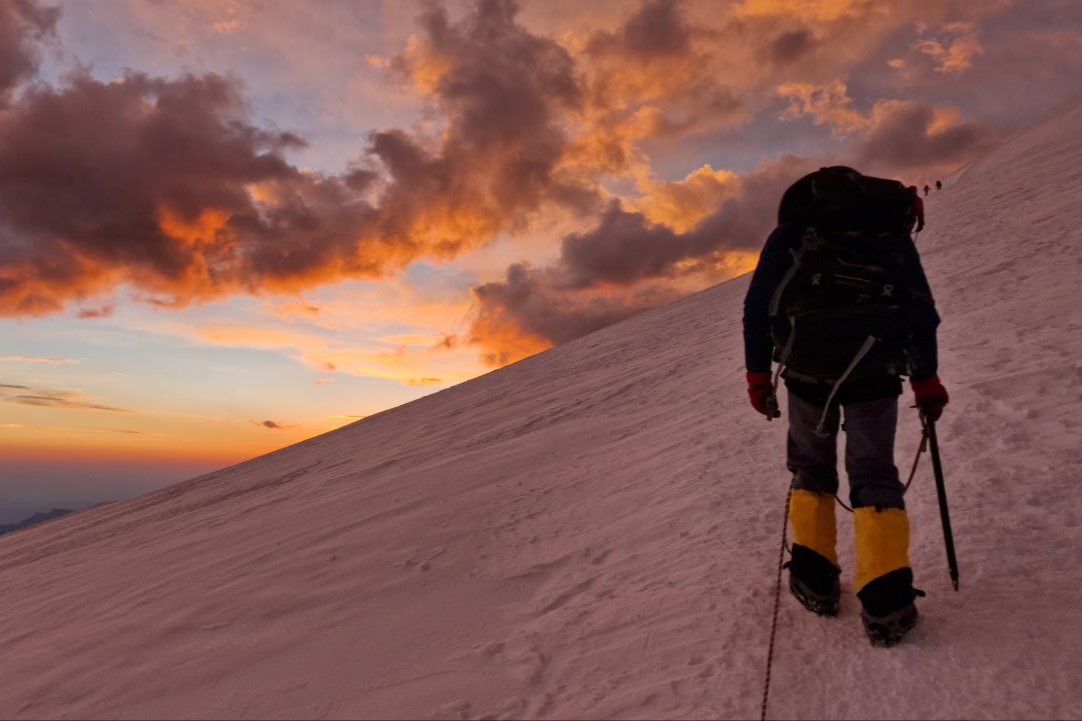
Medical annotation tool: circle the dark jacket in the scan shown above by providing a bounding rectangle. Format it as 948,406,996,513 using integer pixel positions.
742,223,941,406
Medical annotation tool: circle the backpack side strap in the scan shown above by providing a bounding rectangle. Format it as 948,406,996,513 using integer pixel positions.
814,335,878,436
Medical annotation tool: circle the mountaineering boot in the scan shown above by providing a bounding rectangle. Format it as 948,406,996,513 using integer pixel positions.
858,569,924,646
787,489,841,616
786,545,840,615
854,507,923,646
861,601,919,647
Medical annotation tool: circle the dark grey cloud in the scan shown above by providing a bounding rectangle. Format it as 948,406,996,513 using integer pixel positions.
0,67,378,316
562,156,813,286
589,0,692,59
0,0,58,101
1,381,132,412
768,29,819,65
560,202,683,287
470,261,683,365
76,305,116,319
855,100,995,175
0,385,132,412
848,2,1082,134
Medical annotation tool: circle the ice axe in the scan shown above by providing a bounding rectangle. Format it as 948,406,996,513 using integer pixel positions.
764,370,782,421
922,412,960,591
763,389,780,421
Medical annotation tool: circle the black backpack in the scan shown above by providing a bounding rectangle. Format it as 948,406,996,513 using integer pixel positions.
769,167,922,384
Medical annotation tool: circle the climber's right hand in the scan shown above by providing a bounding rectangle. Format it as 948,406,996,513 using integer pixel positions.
912,375,949,422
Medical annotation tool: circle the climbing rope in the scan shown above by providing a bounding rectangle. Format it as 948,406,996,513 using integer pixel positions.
760,488,792,721
761,406,932,720
763,423,929,720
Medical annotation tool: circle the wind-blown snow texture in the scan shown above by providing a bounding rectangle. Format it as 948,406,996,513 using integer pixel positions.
2,101,1081,721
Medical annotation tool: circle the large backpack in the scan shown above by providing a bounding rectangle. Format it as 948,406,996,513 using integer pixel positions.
769,166,923,385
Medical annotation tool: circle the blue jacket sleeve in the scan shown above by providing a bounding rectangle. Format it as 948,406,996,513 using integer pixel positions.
742,226,796,373
899,240,941,381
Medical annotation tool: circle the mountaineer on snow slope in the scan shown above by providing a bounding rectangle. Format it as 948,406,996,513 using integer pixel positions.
742,165,951,646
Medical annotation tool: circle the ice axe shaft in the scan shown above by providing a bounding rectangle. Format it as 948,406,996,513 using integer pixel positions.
924,413,960,591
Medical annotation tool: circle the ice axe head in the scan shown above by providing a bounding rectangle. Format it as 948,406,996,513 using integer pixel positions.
764,390,781,421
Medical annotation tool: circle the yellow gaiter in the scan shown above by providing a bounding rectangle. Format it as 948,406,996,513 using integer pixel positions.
789,489,839,567
854,507,911,591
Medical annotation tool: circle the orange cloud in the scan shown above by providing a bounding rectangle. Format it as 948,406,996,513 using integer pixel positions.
157,206,233,249
733,0,872,22
468,294,553,368
0,252,125,317
927,105,963,135
777,80,871,136
267,277,475,337
915,22,983,74
633,165,739,233
315,345,477,387
185,285,484,387
395,34,453,95
706,249,761,278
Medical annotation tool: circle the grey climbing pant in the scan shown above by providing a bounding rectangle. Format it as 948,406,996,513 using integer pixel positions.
786,391,905,510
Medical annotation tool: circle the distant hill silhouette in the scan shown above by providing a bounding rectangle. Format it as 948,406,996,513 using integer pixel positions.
0,508,73,537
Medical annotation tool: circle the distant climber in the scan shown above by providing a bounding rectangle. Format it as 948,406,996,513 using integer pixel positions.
742,166,949,646
923,184,930,196
909,187,925,232
935,179,943,191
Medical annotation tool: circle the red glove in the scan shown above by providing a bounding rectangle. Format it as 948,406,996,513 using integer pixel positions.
747,372,780,419
911,376,949,421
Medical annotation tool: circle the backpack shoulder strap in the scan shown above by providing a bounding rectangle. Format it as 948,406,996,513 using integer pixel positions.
768,226,816,319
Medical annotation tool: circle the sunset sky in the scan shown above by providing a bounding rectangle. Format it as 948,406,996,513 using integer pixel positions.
2,0,1081,520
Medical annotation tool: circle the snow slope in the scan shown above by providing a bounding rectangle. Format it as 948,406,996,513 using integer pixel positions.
1,100,1080,720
